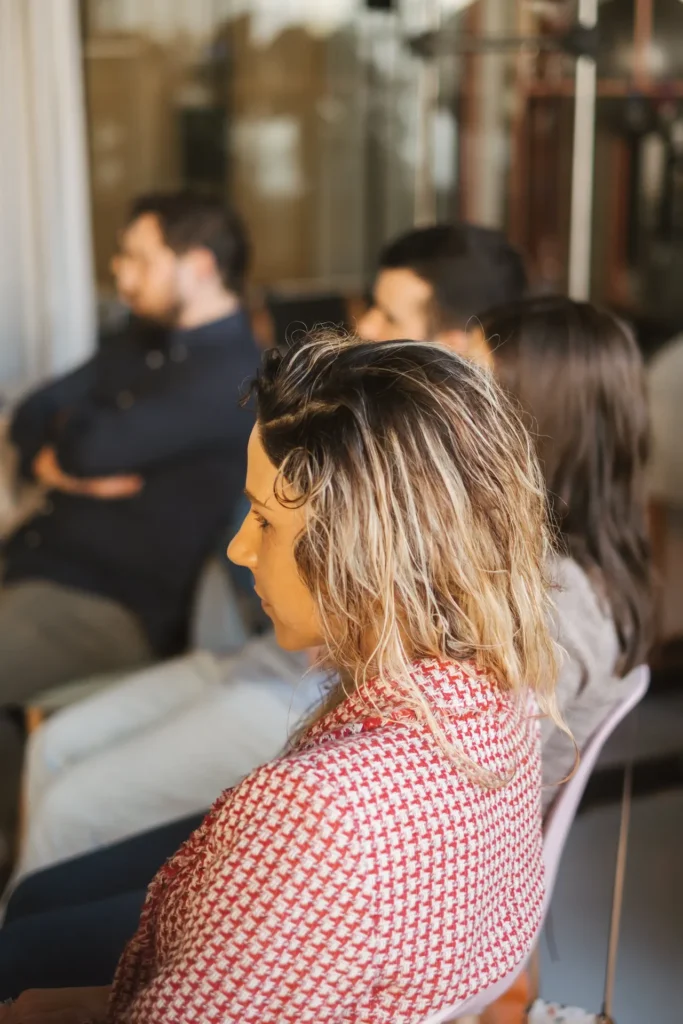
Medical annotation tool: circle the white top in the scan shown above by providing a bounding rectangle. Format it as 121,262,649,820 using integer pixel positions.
648,334,683,509
542,557,629,811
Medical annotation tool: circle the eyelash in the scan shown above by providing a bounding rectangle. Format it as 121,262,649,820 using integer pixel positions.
252,511,270,531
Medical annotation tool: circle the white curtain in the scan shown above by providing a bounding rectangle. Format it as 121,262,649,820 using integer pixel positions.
0,0,95,396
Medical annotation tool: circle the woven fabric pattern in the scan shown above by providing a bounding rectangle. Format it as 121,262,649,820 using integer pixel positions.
110,659,544,1023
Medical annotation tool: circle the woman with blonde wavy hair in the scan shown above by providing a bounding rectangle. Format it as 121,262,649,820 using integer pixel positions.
2,334,558,1024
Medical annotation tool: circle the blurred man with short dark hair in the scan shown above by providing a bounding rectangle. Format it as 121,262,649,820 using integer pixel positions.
358,222,527,358
1,192,259,699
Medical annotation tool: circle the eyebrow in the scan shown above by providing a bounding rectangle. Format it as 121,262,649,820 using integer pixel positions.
244,488,271,509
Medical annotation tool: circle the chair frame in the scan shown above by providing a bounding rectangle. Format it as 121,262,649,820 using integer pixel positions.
421,665,650,1024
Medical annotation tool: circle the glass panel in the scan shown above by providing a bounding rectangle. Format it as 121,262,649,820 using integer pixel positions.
82,1,546,300
650,0,683,80
82,1,602,307
82,0,436,301
595,0,635,80
589,1,683,337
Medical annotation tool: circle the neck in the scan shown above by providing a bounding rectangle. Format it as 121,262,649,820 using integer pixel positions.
176,290,240,330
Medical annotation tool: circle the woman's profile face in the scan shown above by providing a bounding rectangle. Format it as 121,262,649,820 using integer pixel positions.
228,427,323,651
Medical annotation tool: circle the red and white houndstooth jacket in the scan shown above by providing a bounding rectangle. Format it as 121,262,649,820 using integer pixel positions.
109,658,544,1024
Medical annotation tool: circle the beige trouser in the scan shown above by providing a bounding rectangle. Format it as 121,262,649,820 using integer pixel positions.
0,580,152,860
0,581,152,705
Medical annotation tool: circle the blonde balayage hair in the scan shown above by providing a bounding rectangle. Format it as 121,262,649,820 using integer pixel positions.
251,333,559,783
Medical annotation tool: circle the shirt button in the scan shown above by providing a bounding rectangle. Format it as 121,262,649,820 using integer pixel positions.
146,350,165,370
25,529,41,549
170,343,188,363
117,390,135,410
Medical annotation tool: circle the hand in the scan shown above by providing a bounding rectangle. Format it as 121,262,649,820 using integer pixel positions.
0,987,110,1023
33,447,143,500
77,475,144,500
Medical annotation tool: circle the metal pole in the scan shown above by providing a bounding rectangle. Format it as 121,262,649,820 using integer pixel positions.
414,0,441,226
568,0,598,300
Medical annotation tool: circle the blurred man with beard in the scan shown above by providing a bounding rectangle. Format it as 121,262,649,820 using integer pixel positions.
1,192,258,698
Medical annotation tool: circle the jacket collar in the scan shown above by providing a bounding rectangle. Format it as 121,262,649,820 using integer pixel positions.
297,658,503,749
168,309,254,349
129,310,255,352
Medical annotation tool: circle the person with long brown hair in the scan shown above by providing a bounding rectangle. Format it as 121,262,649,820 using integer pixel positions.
479,296,652,811
359,266,651,809
1,334,557,1022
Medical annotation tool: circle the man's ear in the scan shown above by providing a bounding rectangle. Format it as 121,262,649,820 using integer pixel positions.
434,328,470,357
436,325,493,369
186,247,218,282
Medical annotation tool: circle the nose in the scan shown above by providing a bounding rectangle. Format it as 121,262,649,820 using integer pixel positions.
113,255,137,298
227,517,256,569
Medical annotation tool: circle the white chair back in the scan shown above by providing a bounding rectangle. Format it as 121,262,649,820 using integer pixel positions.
421,665,650,1024
541,664,649,908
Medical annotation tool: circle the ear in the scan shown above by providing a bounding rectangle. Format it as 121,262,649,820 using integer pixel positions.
433,328,470,357
185,246,218,282
436,326,493,369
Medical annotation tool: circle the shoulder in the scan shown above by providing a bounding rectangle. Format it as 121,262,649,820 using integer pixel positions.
209,744,370,848
548,555,620,704
550,556,612,631
647,337,683,505
206,716,442,857
217,674,535,830
184,336,259,393
648,334,683,388
193,315,258,360
196,747,374,895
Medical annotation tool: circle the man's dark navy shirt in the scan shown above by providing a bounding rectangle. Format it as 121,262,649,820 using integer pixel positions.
4,311,260,657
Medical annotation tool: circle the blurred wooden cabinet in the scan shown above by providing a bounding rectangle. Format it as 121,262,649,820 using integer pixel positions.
219,17,328,286
84,35,179,287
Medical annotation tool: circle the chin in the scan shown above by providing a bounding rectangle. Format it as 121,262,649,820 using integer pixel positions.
272,626,308,652
134,309,174,326
271,619,321,653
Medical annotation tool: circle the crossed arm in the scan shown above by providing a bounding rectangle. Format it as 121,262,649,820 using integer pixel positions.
11,359,142,501
31,446,142,500
11,347,246,500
